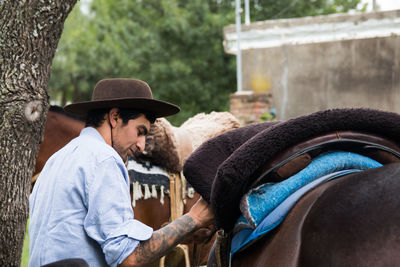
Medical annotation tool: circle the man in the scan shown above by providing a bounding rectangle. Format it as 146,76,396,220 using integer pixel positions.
29,78,214,267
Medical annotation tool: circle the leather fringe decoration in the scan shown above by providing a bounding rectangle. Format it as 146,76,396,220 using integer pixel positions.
131,182,143,207
144,184,151,199
131,183,194,207
151,185,157,198
160,185,165,205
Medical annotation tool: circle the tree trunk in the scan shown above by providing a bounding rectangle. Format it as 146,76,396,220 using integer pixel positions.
0,1,76,266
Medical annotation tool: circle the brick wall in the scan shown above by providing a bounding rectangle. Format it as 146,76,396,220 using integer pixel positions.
230,91,273,126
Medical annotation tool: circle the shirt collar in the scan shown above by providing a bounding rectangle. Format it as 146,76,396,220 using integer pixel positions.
80,127,106,143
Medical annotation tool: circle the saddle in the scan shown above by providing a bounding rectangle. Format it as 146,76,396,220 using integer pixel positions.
185,109,400,267
183,108,400,232
214,108,400,231
209,131,400,266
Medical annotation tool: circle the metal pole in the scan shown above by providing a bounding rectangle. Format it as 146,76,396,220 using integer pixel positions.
235,0,242,92
245,0,250,25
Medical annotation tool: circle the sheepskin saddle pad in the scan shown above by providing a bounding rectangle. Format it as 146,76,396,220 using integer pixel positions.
132,112,240,173
131,118,183,173
183,108,400,231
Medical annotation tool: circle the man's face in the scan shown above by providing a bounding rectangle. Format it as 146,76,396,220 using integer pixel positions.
112,114,150,162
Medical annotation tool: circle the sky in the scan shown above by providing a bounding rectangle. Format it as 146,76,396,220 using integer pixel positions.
360,0,400,11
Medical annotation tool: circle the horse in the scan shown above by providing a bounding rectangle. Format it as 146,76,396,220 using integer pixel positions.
33,106,85,180
183,108,400,266
33,106,240,266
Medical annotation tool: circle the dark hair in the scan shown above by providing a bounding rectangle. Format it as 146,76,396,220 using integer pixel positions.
85,108,155,128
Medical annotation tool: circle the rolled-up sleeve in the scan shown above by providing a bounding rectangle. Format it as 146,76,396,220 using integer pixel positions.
84,157,153,267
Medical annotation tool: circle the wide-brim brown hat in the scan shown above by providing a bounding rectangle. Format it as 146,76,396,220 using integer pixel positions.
64,78,180,118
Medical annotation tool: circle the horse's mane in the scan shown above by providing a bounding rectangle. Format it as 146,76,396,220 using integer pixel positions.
49,105,85,122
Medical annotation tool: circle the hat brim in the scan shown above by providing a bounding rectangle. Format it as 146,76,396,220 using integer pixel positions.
64,98,180,118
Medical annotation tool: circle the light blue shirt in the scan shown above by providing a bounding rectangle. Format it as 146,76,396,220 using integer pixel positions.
29,127,153,267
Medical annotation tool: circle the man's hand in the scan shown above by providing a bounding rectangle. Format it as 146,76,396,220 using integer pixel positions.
187,197,215,228
191,224,216,244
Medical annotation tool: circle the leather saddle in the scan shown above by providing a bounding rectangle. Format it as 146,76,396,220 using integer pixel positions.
255,130,400,187
207,108,400,232
182,108,400,266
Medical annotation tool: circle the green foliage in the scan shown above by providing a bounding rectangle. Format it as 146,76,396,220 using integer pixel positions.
49,2,94,105
21,220,29,267
260,108,277,122
49,0,363,125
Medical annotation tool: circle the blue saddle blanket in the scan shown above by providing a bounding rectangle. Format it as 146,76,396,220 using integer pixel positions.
231,151,382,255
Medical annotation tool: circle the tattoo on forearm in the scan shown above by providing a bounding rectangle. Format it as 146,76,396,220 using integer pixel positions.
131,214,198,265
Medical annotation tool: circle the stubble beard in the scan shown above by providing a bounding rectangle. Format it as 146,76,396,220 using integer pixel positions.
112,141,128,163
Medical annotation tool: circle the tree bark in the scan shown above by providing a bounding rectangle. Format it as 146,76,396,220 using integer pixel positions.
0,1,76,266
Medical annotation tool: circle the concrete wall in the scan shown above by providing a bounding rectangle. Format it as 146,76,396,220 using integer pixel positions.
224,10,400,120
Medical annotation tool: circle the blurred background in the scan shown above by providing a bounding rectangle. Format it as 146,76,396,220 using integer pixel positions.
48,0,400,125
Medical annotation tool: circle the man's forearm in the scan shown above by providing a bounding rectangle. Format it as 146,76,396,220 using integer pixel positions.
120,214,198,267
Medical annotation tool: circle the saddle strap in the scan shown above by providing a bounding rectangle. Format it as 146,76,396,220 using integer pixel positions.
169,172,185,221
215,230,231,267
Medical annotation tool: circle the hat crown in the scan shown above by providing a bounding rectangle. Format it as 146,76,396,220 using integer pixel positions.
92,78,153,101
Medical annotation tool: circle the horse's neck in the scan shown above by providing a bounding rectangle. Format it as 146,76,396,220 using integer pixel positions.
49,111,85,135
34,111,85,176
